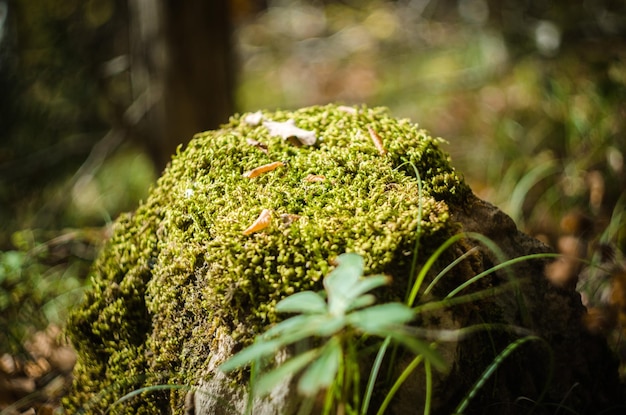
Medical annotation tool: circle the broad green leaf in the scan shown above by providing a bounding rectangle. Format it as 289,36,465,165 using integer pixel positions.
325,253,363,294
348,303,415,332
279,314,346,339
344,293,376,313
298,337,342,396
263,314,315,338
219,339,282,372
349,274,390,300
276,291,327,314
325,253,364,316
255,348,320,396
309,314,347,337
264,314,346,341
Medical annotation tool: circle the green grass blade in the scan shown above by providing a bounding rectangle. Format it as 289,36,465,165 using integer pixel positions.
361,336,391,415
406,233,466,306
376,354,424,415
396,159,424,297
599,192,625,244
423,247,479,296
413,284,512,314
407,231,508,307
402,322,533,342
385,332,446,372
424,359,432,415
105,384,189,414
454,335,545,414
446,253,560,299
506,161,557,226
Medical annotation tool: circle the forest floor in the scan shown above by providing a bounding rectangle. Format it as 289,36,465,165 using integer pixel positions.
0,324,74,415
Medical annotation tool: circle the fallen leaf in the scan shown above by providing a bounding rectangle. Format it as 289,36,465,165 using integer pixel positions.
263,119,317,146
244,111,264,126
243,161,285,178
367,126,387,155
246,138,269,154
243,209,272,235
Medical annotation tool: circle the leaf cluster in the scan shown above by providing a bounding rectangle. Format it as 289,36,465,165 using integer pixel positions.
220,252,445,412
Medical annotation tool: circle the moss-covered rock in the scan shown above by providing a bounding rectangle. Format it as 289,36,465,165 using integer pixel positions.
64,104,471,413
64,104,624,414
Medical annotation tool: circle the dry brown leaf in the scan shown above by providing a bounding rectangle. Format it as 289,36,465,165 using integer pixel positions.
243,209,272,235
243,161,285,178
367,126,387,155
246,138,269,154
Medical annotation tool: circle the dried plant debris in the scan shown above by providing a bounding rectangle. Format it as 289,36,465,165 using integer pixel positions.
263,119,317,146
367,126,387,155
243,110,264,126
280,213,301,226
243,161,286,178
304,174,326,183
242,209,273,235
337,105,358,114
246,138,269,154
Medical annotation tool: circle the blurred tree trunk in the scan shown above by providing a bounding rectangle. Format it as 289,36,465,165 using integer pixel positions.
128,0,234,172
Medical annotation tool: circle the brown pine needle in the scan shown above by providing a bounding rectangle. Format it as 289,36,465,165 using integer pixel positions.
243,161,285,178
243,209,272,235
367,126,387,155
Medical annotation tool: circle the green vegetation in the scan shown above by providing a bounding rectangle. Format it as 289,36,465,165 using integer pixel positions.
2,1,625,413
217,241,561,415
63,104,469,414
219,252,445,415
235,1,626,380
0,229,99,355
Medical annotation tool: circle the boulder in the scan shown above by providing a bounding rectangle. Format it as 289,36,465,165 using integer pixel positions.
64,104,623,414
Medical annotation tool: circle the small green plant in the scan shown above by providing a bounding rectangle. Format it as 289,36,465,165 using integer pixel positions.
219,252,447,415
0,240,87,354
80,234,561,414
218,233,564,415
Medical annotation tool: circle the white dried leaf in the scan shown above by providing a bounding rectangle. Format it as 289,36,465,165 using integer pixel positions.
337,105,357,114
244,111,264,126
263,119,317,146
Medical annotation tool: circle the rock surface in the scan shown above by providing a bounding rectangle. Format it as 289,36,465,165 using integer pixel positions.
64,104,623,414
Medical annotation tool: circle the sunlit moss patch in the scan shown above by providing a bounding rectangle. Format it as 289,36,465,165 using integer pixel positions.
64,104,469,414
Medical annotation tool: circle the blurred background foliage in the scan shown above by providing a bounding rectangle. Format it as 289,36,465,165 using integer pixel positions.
0,0,625,410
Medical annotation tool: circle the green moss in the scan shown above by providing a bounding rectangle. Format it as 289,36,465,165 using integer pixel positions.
64,104,470,413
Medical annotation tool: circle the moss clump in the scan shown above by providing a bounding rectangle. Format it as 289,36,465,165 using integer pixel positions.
64,104,470,414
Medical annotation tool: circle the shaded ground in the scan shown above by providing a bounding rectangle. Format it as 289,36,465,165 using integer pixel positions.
0,325,74,414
